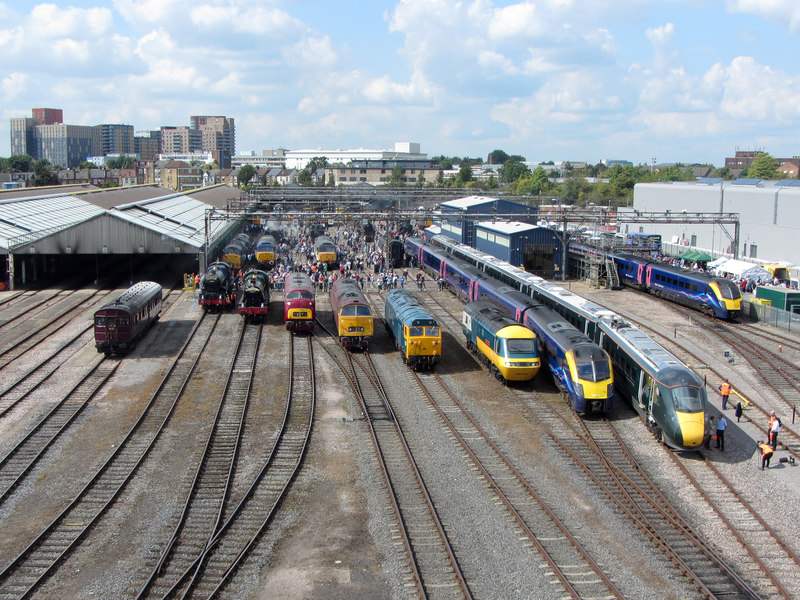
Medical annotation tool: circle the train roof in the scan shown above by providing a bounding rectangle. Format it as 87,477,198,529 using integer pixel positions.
256,235,276,246
98,281,161,313
284,271,314,291
464,301,533,337
386,290,439,326
330,278,368,306
428,234,694,379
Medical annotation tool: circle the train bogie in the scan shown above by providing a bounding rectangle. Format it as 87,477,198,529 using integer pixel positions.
462,301,540,383
330,278,373,350
238,269,270,322
94,281,162,356
384,289,441,370
284,272,316,332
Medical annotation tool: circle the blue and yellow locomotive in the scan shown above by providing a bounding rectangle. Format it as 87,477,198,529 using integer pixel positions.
221,233,252,270
255,235,277,266
462,301,540,383
384,289,442,371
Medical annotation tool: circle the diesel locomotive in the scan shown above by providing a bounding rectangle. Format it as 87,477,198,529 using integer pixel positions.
221,233,252,270
314,235,338,265
94,281,162,356
384,289,442,371
329,277,373,350
255,235,277,266
284,272,316,332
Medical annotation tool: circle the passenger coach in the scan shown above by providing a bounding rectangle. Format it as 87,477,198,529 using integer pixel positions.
94,281,162,356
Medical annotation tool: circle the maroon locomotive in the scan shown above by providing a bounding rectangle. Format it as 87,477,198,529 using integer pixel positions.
94,281,163,356
283,272,315,332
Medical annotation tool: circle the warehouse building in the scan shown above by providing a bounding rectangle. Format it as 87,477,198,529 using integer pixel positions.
0,184,241,290
474,222,564,278
438,195,537,246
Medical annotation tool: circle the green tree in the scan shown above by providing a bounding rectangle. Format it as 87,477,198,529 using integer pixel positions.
297,168,313,186
306,156,329,172
748,152,779,179
485,174,498,189
106,155,136,169
3,154,34,172
79,161,96,169
498,160,530,183
458,162,473,183
487,149,509,164
327,172,336,187
237,164,256,187
31,160,59,186
516,166,549,195
389,165,406,186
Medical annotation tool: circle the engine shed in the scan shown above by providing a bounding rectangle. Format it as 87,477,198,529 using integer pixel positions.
438,195,537,247
475,222,564,278
0,184,241,290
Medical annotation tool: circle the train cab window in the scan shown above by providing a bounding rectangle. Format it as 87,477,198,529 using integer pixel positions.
425,326,440,337
409,326,424,337
95,316,106,327
505,338,535,354
287,291,314,300
356,305,371,316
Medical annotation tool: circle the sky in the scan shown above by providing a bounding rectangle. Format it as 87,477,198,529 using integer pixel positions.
2,0,800,167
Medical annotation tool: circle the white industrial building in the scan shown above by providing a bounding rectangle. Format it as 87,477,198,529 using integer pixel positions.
632,179,800,269
285,142,426,170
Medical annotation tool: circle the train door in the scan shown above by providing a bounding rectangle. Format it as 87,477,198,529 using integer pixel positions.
645,266,652,287
106,314,118,344
638,371,655,413
637,263,644,285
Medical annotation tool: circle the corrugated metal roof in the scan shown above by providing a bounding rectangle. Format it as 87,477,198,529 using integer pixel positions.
184,184,241,209
440,195,496,210
77,185,175,209
477,220,536,235
110,195,230,248
0,184,97,201
1,195,106,251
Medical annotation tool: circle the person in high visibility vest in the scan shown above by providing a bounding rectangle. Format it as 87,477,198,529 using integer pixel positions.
719,380,731,410
758,441,774,469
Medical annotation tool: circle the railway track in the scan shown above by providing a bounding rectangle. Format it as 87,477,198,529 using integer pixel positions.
136,319,257,598
412,369,624,599
0,289,69,327
154,332,315,599
0,312,220,600
312,316,469,600
670,451,800,598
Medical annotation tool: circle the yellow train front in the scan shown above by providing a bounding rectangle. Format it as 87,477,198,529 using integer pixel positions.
384,289,442,370
330,278,374,350
255,235,277,266
462,301,540,382
314,234,338,265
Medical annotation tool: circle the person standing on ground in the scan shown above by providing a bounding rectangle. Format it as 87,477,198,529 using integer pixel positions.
758,441,774,469
716,414,728,451
719,379,731,410
704,416,715,449
734,402,743,422
769,412,781,449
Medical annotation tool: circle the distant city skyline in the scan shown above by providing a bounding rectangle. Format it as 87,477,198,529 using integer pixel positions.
2,1,800,166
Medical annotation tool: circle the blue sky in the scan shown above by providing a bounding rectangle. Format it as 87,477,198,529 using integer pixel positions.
2,0,799,166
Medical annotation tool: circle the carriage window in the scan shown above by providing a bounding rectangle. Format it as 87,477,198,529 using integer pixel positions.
95,317,106,327
119,317,129,326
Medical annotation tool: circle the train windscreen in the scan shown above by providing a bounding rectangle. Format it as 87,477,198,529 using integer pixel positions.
286,291,314,300
573,345,611,382
658,367,705,412
715,279,741,299
505,338,535,354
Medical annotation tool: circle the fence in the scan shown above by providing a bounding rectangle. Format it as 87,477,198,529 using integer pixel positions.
745,300,800,333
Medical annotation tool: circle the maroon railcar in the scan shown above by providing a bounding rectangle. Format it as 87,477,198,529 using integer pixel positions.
94,281,162,356
283,272,315,332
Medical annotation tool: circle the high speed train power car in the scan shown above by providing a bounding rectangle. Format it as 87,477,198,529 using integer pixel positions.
462,301,540,383
411,234,708,449
94,281,162,356
283,272,316,332
330,277,373,350
384,289,442,371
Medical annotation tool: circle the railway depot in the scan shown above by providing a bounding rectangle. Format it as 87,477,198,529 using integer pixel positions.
1,192,800,598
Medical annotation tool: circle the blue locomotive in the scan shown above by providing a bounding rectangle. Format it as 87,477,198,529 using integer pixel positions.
462,301,540,383
407,237,613,414
384,289,442,370
413,235,708,449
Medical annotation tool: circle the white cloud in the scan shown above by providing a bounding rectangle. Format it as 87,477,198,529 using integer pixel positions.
2,73,30,101
282,36,338,69
727,0,800,34
30,4,114,39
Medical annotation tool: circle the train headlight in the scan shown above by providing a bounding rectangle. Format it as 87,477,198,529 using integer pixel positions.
575,383,584,398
